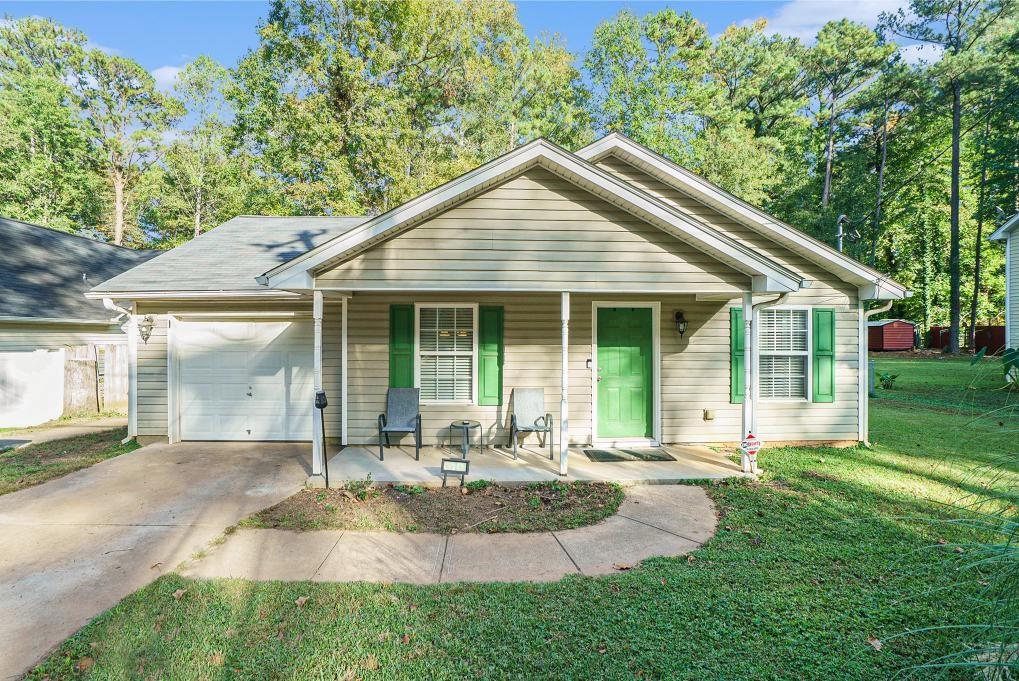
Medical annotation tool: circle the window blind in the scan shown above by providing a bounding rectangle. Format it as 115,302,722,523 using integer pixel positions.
418,306,474,401
759,309,808,399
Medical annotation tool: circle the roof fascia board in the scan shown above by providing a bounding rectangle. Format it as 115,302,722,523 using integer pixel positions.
0,315,117,326
576,134,908,300
262,139,801,293
988,213,1019,241
84,289,305,301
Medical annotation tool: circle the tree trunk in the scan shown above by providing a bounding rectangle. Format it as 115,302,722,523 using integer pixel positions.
822,96,837,209
113,175,125,246
194,185,203,239
948,79,962,354
968,110,991,350
870,103,889,267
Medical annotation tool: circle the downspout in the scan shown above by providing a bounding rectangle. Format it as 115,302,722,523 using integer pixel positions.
749,292,791,439
104,298,137,442
860,299,894,445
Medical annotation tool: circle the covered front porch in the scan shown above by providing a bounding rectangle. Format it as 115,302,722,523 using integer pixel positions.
325,442,748,485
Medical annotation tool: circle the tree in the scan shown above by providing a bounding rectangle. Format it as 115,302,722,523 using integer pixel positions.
883,0,1016,353
0,17,102,231
143,56,248,243
79,50,180,244
806,20,893,210
585,8,712,165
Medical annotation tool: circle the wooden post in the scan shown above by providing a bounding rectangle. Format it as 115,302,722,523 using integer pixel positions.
312,291,324,479
559,291,569,477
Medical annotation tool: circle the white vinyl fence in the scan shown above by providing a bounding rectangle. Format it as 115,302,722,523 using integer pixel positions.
0,343,129,428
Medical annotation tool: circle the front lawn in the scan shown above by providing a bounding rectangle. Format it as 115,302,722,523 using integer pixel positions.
240,480,624,534
0,427,138,495
29,359,1018,679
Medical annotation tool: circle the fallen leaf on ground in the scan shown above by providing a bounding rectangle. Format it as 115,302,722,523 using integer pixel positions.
937,538,948,545
172,588,187,601
612,563,632,571
401,633,411,644
868,636,883,651
686,555,696,563
76,657,95,672
150,562,162,570
295,596,309,607
954,547,965,553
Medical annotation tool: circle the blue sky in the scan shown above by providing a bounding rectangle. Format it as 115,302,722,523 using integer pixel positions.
0,1,926,89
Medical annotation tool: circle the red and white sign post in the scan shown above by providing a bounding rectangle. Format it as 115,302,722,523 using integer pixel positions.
739,434,761,474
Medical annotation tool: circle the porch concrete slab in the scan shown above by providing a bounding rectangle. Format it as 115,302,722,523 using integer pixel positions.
441,532,578,583
329,444,744,486
617,485,718,542
553,516,700,576
313,532,446,584
181,529,342,581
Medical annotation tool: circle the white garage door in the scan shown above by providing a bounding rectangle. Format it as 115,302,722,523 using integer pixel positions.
176,319,313,441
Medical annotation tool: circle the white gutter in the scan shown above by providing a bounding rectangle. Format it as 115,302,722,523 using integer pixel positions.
0,315,120,326
858,299,894,444
85,289,305,301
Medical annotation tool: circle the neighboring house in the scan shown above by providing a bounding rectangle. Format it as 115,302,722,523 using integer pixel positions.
87,134,908,480
0,217,158,426
989,212,1019,348
867,319,916,352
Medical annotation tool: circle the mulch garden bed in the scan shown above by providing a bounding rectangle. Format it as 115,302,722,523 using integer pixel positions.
240,479,625,534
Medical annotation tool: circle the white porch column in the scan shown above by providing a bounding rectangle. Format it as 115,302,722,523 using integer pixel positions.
341,296,348,447
125,308,138,439
750,303,761,438
559,291,570,477
311,290,324,480
741,292,753,439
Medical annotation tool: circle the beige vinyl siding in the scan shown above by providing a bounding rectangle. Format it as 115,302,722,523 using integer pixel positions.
1009,236,1019,346
317,168,750,294
0,322,124,351
133,302,343,440
595,155,860,441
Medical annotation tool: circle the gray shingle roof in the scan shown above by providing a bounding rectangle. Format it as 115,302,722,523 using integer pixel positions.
0,217,160,321
90,216,366,294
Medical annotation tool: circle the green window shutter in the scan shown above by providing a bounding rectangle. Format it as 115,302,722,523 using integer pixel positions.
812,308,835,403
478,305,504,406
389,304,414,388
730,307,744,404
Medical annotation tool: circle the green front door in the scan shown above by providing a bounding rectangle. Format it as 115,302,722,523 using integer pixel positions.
597,307,653,439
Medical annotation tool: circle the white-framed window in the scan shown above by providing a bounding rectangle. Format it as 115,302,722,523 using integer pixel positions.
415,303,477,403
758,307,810,400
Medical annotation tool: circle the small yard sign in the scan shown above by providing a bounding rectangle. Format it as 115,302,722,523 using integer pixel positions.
739,434,761,474
441,457,470,487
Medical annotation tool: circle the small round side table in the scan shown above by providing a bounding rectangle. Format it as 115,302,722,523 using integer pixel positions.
448,419,483,458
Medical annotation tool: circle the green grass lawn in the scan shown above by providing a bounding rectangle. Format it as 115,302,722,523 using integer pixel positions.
0,427,138,496
29,359,1019,679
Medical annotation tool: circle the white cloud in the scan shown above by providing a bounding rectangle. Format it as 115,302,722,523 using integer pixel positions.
85,40,121,56
751,0,910,42
151,65,182,90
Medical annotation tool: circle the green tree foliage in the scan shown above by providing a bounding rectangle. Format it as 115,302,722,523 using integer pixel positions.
139,56,250,245
231,0,588,215
0,17,102,230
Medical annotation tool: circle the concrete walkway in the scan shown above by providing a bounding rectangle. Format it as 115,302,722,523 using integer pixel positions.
182,485,717,583
0,415,128,450
0,441,308,681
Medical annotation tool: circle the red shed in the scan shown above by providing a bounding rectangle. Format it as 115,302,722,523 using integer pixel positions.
868,319,916,351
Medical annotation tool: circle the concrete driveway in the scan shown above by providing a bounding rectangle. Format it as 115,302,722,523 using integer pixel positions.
0,440,309,680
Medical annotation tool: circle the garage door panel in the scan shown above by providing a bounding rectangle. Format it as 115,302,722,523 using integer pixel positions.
176,320,314,441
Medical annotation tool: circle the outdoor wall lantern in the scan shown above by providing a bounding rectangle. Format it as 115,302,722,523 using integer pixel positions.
137,315,155,344
674,311,689,338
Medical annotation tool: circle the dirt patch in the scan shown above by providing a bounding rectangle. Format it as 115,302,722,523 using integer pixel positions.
240,480,625,534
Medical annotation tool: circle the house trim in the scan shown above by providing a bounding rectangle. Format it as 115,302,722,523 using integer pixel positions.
590,301,662,447
576,133,908,301
259,139,804,294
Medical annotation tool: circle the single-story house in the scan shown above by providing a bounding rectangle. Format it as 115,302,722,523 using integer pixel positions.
87,134,908,480
0,217,158,427
989,211,1019,349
